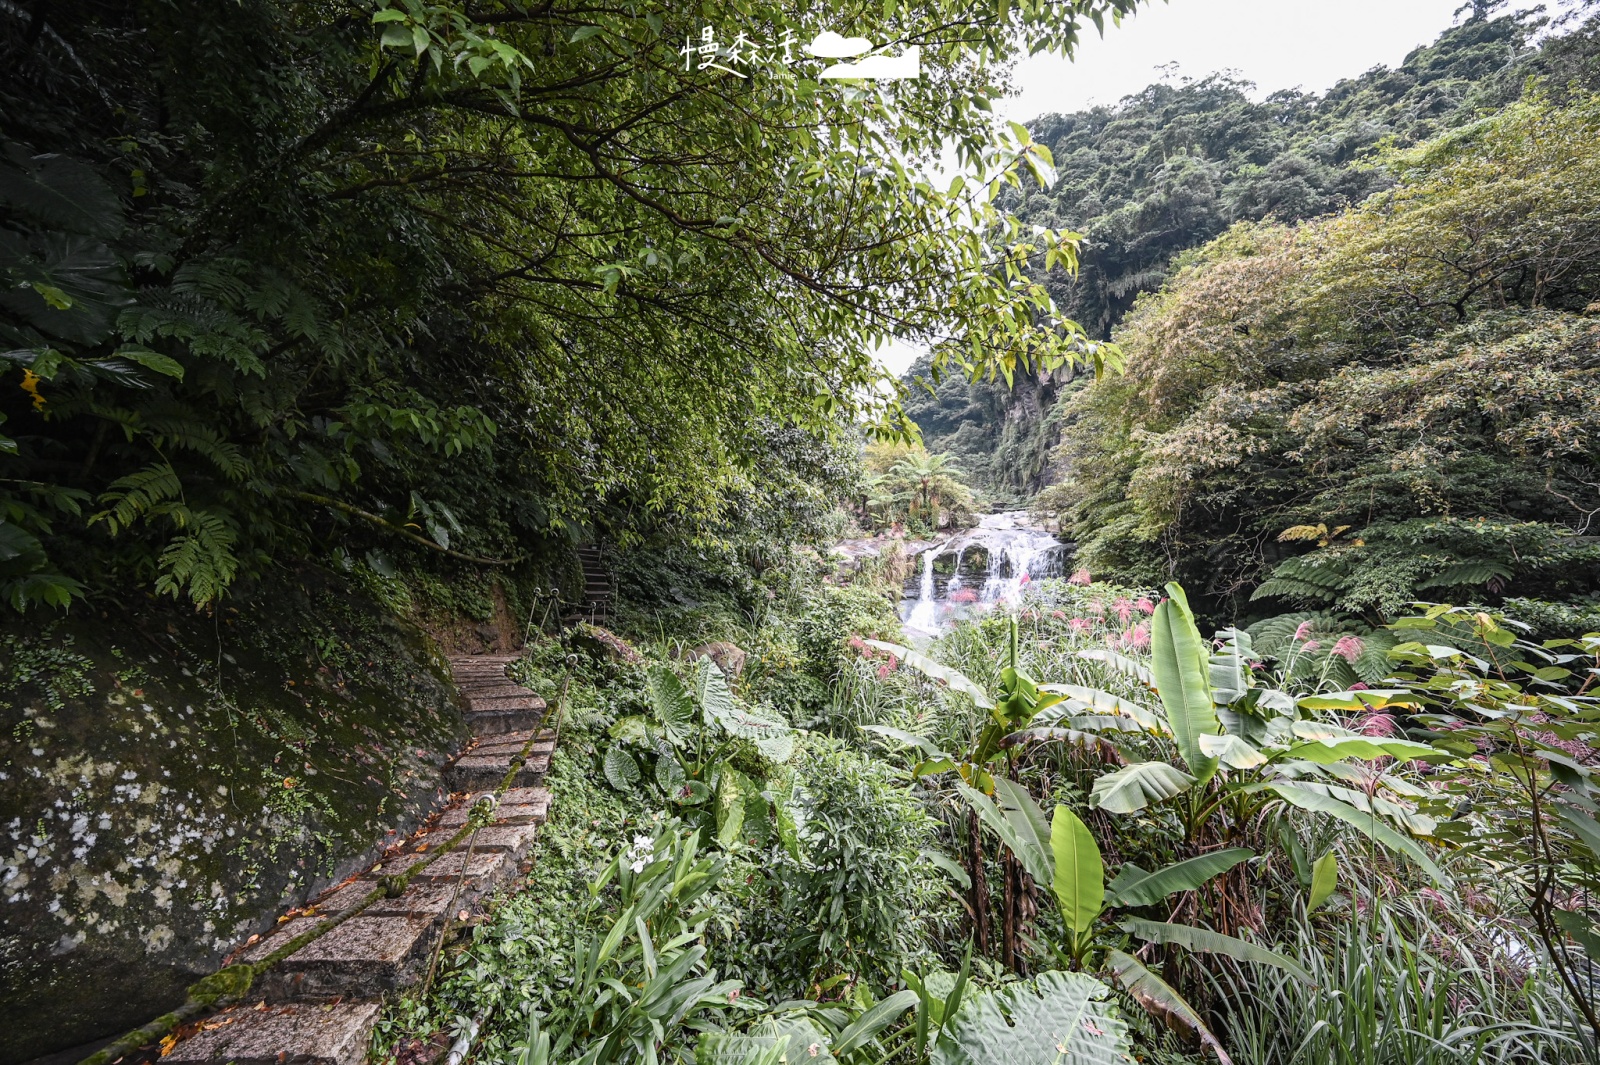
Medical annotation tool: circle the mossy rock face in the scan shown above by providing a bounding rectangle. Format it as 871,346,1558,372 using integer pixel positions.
0,568,467,1063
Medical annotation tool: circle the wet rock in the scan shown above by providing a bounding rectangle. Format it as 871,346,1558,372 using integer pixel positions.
687,641,747,680
566,623,643,666
0,569,467,1063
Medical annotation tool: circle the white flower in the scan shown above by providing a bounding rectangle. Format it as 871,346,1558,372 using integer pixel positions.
629,858,647,873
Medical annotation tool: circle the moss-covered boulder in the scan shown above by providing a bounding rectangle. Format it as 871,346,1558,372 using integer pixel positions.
0,568,467,1063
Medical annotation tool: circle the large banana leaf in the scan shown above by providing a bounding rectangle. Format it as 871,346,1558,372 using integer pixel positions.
1107,950,1233,1065
864,639,995,710
1121,919,1313,983
859,724,951,761
1269,781,1444,883
1105,848,1254,908
998,727,1126,764
1150,583,1221,784
930,970,1131,1065
993,777,1055,886
957,783,1047,887
1077,648,1155,687
1050,805,1104,934
1297,689,1421,711
1197,733,1268,770
1037,683,1162,731
1282,736,1450,765
1089,761,1195,814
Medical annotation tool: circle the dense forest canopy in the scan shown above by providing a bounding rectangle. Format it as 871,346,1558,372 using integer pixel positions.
1062,89,1600,627
904,4,1600,504
0,0,1138,613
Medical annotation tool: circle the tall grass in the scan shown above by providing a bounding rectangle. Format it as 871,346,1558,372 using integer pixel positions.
1206,899,1593,1065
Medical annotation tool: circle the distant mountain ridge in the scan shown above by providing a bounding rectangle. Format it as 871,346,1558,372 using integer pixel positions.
902,6,1600,500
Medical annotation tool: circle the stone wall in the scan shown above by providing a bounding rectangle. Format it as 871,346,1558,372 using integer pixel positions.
0,567,468,1063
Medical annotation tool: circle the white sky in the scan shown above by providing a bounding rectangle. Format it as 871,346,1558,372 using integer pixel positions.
1003,0,1564,124
875,0,1569,375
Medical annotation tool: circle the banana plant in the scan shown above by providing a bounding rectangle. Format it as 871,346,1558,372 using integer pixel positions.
1046,583,1455,881
603,659,795,847
1044,803,1309,1064
861,619,1121,964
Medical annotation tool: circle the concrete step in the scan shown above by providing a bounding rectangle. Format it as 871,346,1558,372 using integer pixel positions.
446,741,552,791
459,679,538,696
464,692,544,712
259,914,436,1002
463,706,544,735
162,1002,379,1065
436,786,551,827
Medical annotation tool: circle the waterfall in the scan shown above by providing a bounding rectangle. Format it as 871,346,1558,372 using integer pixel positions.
898,512,1066,637
979,532,1059,606
905,548,942,633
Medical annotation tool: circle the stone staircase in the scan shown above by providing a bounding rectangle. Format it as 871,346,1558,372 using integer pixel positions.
568,543,613,625
162,654,552,1065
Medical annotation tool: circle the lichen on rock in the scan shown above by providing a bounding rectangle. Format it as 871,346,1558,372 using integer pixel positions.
0,567,468,1064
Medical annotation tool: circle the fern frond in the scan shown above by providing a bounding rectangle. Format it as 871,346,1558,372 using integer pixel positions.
153,508,238,605
142,417,250,480
93,463,183,534
1417,562,1515,590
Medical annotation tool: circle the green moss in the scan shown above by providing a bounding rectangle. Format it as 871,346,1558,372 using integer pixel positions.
0,567,467,1062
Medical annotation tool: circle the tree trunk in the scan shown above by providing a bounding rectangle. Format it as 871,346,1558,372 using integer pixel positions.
1002,849,1019,972
968,807,990,957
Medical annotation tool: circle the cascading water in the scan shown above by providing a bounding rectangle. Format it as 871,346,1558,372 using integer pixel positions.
906,546,941,633
899,512,1066,637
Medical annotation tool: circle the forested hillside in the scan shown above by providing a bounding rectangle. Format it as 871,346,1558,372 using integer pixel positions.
905,4,1600,500
1061,90,1600,628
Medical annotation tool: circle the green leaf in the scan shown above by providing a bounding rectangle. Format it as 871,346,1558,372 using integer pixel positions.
1106,849,1253,908
1307,852,1337,912
1090,761,1195,814
1559,803,1600,857
1106,950,1234,1065
669,779,712,805
602,746,640,791
1151,583,1221,783
1285,736,1450,765
994,776,1055,886
1037,683,1162,731
1297,689,1420,711
1553,910,1600,964
647,665,696,745
570,25,602,42
864,639,995,709
715,767,750,846
860,724,948,760
921,847,971,891
1269,782,1443,883
833,990,919,1056
1198,733,1268,770
1049,805,1104,934
1122,919,1313,983
1077,648,1154,686
931,970,1131,1065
